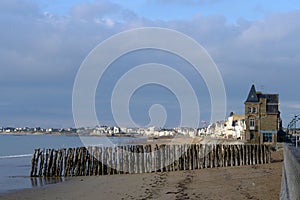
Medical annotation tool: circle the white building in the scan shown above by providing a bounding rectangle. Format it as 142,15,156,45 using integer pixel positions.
224,114,246,140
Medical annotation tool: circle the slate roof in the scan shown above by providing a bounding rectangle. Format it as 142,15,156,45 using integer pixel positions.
245,84,259,103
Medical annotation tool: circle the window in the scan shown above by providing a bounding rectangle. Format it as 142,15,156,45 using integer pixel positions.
263,133,272,142
248,107,252,113
248,107,257,113
249,118,255,130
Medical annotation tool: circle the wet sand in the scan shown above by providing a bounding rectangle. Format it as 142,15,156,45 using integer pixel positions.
1,151,282,200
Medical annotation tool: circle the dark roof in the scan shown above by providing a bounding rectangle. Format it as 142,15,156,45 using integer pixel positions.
265,94,279,104
256,94,279,103
245,84,259,103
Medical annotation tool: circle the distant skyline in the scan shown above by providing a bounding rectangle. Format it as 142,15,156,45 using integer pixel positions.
1,0,300,128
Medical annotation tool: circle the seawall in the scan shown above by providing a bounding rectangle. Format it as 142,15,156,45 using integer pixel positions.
280,144,300,200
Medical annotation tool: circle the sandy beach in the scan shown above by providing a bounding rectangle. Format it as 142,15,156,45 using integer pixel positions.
1,151,282,200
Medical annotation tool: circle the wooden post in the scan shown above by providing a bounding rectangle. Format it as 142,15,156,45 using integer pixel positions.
102,147,106,175
220,145,225,167
249,145,253,165
259,144,263,164
202,145,206,168
194,144,198,169
64,149,69,177
113,146,118,174
116,146,120,174
122,146,127,174
173,145,178,171
140,145,145,173
150,144,154,173
74,148,80,176
99,147,103,175
92,147,97,176
38,149,44,177
81,148,85,176
59,149,65,177
166,145,170,172
30,149,37,177
67,148,72,176
189,144,193,170
167,144,171,171
128,145,133,174
212,145,216,168
131,145,136,174
257,145,261,164
188,144,191,170
253,145,257,165
53,150,58,176
246,145,249,165
120,146,124,174
146,145,151,173
34,149,40,177
237,145,242,166
44,149,49,177
161,145,165,172
86,147,91,176
48,149,53,177
224,145,228,167
109,147,114,175
213,145,218,168
186,144,190,170
245,145,248,165
154,144,159,172
135,145,139,174
229,145,233,167
218,145,222,167
56,149,60,177
266,145,271,163
198,144,203,169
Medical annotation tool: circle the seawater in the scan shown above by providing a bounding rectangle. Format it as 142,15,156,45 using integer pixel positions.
0,134,145,194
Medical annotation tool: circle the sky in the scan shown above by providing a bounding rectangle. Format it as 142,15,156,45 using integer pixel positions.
1,0,300,128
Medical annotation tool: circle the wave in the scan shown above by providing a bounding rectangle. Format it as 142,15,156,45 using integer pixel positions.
0,154,32,159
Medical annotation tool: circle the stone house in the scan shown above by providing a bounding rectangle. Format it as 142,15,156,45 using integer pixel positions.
244,84,281,144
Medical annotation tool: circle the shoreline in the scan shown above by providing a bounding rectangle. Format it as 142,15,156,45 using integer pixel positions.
1,151,283,200
1,162,282,200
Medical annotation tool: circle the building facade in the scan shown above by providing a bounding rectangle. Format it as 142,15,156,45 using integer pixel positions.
224,114,246,140
245,84,281,144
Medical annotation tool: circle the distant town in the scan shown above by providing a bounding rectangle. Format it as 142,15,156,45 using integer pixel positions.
0,112,254,140
0,116,244,139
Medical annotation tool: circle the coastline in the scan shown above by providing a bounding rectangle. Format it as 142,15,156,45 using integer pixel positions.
1,151,283,200
1,162,282,200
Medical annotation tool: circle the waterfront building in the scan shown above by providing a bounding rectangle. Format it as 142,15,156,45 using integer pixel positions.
244,84,281,144
224,113,246,140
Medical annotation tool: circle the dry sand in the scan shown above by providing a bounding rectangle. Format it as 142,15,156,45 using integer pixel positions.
1,151,283,200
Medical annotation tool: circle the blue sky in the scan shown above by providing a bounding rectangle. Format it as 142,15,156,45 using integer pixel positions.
39,0,300,22
1,0,300,128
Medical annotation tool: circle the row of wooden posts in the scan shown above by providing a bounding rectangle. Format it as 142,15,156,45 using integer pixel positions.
30,144,272,177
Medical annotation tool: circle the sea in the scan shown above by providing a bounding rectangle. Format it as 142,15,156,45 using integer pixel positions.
0,134,146,194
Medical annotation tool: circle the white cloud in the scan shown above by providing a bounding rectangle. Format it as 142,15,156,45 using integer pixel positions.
1,0,300,126
238,11,300,44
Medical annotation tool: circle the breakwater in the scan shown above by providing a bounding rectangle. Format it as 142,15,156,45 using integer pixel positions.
30,144,271,177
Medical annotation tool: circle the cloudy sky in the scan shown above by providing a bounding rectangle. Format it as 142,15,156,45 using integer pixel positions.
1,0,300,128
